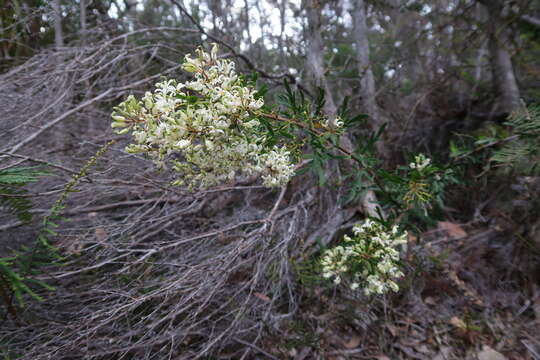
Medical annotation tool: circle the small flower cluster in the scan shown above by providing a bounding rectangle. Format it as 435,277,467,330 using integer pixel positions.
111,44,295,189
321,219,407,296
321,116,344,131
409,154,431,172
403,154,440,207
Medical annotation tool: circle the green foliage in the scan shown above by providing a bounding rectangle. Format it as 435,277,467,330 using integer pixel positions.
292,255,325,288
0,141,115,320
451,103,540,177
277,79,373,191
0,165,52,320
0,166,47,222
275,78,458,232
272,79,462,295
0,253,55,307
491,103,540,175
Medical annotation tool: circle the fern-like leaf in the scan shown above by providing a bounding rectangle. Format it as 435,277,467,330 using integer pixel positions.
492,103,540,175
0,166,47,222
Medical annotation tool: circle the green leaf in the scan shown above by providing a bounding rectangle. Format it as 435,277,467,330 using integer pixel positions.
255,83,268,99
44,228,58,236
314,87,325,115
345,113,368,127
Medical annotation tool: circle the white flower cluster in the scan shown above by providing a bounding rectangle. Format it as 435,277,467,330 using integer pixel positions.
321,219,407,296
409,154,431,171
111,44,295,189
321,116,344,130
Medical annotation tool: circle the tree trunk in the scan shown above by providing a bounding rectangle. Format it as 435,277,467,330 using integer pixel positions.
351,0,389,158
52,0,63,47
352,0,379,127
278,0,286,58
480,0,520,114
305,0,338,118
243,0,252,46
305,0,381,219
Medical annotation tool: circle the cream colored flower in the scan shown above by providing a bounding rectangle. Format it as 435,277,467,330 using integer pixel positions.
111,44,295,190
321,219,406,296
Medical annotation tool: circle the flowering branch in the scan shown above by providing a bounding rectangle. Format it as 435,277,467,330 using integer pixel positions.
111,44,295,190
110,44,453,297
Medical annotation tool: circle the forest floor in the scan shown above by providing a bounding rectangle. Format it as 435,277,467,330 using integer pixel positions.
1,156,540,359
262,222,540,360
1,129,540,360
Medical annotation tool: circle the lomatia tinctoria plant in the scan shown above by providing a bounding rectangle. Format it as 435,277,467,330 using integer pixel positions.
111,44,457,296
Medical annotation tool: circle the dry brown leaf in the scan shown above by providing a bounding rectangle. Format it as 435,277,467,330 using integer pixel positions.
253,292,271,302
424,296,437,305
478,345,507,360
408,233,418,245
438,221,467,238
343,335,361,349
95,227,108,242
448,270,484,306
449,316,466,329
57,236,83,255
